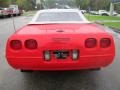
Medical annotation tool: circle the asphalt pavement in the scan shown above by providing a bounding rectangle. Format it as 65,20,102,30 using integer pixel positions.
0,16,120,90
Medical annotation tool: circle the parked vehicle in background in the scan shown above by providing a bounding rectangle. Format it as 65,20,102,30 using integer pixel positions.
0,7,3,17
80,10,87,14
9,5,22,16
98,10,109,16
98,10,118,16
112,11,118,16
0,7,13,17
3,8,13,17
89,11,99,15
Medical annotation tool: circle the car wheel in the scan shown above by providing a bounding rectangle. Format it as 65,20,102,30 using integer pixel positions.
102,13,109,16
20,70,33,72
2,15,6,18
13,14,16,16
8,15,11,17
0,16,3,18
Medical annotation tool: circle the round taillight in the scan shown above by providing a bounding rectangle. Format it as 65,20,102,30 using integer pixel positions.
100,38,111,48
25,39,38,49
10,40,22,50
85,38,97,48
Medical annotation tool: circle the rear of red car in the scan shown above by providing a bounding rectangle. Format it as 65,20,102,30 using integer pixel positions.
6,24,115,70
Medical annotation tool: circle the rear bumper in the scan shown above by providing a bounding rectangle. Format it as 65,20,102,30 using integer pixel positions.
7,54,114,70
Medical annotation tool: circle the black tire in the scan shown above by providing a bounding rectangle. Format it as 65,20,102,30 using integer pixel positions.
20,70,33,72
8,15,11,17
3,15,6,18
0,16,3,18
13,14,16,16
102,13,109,16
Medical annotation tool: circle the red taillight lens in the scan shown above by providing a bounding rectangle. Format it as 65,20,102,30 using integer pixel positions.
25,39,38,49
100,38,111,48
85,38,97,48
10,40,22,50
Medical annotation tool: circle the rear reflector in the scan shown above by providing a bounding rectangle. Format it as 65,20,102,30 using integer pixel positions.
100,38,111,48
10,40,22,50
44,51,50,61
25,39,38,49
85,38,97,48
72,50,79,60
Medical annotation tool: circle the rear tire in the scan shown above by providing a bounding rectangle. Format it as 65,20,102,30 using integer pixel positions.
13,14,16,16
8,15,11,17
20,70,33,73
102,13,109,16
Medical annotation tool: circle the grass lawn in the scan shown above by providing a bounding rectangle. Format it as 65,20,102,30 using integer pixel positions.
23,11,37,16
85,14,120,21
101,22,120,29
85,14,120,29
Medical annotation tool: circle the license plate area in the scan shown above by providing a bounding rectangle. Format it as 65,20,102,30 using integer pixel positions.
53,50,69,59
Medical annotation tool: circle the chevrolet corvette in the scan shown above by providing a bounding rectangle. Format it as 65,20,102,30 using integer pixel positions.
6,9,115,72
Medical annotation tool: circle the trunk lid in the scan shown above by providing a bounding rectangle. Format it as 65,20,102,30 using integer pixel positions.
16,23,107,35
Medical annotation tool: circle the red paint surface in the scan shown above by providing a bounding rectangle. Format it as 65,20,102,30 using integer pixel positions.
6,23,115,70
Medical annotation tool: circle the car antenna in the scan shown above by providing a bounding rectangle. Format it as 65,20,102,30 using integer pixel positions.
11,15,16,32
88,1,91,21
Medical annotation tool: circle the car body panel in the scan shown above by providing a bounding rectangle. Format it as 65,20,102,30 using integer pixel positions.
6,23,115,70
6,9,115,70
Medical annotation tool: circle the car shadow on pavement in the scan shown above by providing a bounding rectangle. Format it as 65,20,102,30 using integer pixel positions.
20,70,105,90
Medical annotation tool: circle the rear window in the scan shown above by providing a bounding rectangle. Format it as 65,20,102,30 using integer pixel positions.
36,12,82,22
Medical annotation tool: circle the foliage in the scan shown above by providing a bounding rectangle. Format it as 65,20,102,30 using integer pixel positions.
0,0,37,10
85,14,120,21
85,14,120,29
115,3,120,13
0,0,11,7
0,0,120,13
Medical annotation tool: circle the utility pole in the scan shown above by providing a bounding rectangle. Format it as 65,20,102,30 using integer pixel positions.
110,2,114,16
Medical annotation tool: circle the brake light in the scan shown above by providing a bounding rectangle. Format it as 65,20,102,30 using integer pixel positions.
10,40,22,50
25,39,38,49
85,38,97,48
100,38,111,48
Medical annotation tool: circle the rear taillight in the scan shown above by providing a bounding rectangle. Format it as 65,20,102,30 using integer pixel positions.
25,39,38,49
85,38,97,48
10,40,22,50
100,38,111,48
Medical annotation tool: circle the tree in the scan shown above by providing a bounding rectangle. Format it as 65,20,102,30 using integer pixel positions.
75,0,110,10
16,0,25,7
115,3,120,13
76,0,90,9
0,0,11,7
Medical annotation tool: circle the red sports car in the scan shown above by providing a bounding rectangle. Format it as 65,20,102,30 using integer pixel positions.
6,9,115,72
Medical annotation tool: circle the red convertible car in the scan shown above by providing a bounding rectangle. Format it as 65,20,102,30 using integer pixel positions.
6,9,115,72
